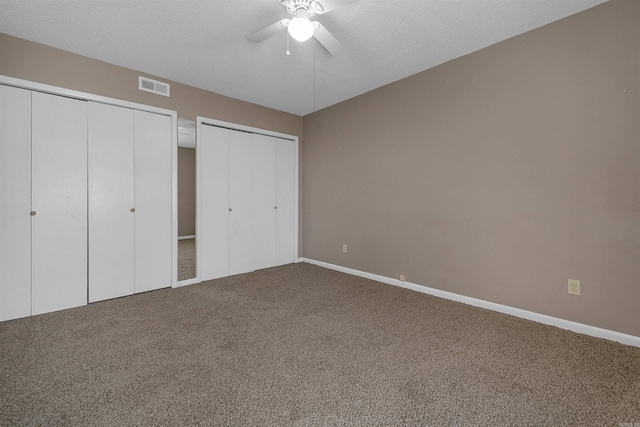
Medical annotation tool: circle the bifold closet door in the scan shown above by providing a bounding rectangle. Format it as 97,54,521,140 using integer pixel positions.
253,134,276,270
88,102,135,303
0,85,32,321
201,124,229,281
31,91,88,315
253,135,296,270
228,130,255,276
275,138,296,265
200,125,255,279
134,110,172,293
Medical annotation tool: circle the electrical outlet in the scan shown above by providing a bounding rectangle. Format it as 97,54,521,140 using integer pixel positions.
568,279,581,296
400,275,406,282
342,244,348,253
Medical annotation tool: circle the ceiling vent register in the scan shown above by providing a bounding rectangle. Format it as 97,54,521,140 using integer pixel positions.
138,76,170,97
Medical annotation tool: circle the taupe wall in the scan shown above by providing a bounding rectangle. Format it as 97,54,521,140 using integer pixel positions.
0,34,302,132
178,147,196,237
303,0,640,336
0,32,304,251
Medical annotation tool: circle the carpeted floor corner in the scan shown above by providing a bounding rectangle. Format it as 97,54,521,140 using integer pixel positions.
178,238,196,282
1,263,639,426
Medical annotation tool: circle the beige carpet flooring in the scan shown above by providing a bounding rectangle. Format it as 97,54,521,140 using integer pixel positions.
1,263,639,426
178,238,196,282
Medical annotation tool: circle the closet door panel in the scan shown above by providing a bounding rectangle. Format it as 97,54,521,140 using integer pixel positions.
88,102,135,302
31,92,88,315
0,86,32,321
275,138,296,265
229,130,255,276
200,125,229,280
134,110,172,293
253,134,276,271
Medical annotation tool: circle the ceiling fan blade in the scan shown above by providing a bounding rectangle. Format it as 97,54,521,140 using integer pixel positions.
248,19,289,43
313,22,343,55
315,0,359,14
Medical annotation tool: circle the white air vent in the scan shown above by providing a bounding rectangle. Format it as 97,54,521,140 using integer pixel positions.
138,76,170,97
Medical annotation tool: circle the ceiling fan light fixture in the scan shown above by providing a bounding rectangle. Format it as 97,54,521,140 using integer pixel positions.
288,10,315,42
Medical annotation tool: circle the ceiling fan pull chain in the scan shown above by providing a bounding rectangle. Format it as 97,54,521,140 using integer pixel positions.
286,31,291,56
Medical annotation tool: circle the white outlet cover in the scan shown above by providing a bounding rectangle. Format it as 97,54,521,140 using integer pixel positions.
568,279,581,296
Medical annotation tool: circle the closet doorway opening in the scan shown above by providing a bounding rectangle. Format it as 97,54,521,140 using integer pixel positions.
177,119,197,285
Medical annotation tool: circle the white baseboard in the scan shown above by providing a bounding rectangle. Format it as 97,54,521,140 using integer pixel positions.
178,235,196,241
173,277,200,288
297,257,640,348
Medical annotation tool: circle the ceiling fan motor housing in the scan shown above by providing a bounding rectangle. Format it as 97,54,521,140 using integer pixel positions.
249,0,343,55
280,0,325,17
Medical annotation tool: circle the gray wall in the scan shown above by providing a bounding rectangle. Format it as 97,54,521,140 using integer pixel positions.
178,147,196,237
302,0,640,337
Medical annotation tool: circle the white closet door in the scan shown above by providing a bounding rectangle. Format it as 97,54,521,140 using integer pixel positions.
134,110,172,293
253,134,276,270
200,125,230,280
275,138,296,265
31,92,88,315
88,102,135,302
0,86,32,321
229,130,255,276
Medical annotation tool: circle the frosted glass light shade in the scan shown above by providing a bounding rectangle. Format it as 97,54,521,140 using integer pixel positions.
288,17,314,42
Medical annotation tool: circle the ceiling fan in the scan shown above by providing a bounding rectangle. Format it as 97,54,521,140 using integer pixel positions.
248,0,354,56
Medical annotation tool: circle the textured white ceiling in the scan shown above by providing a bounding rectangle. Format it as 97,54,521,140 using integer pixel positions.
0,0,607,116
